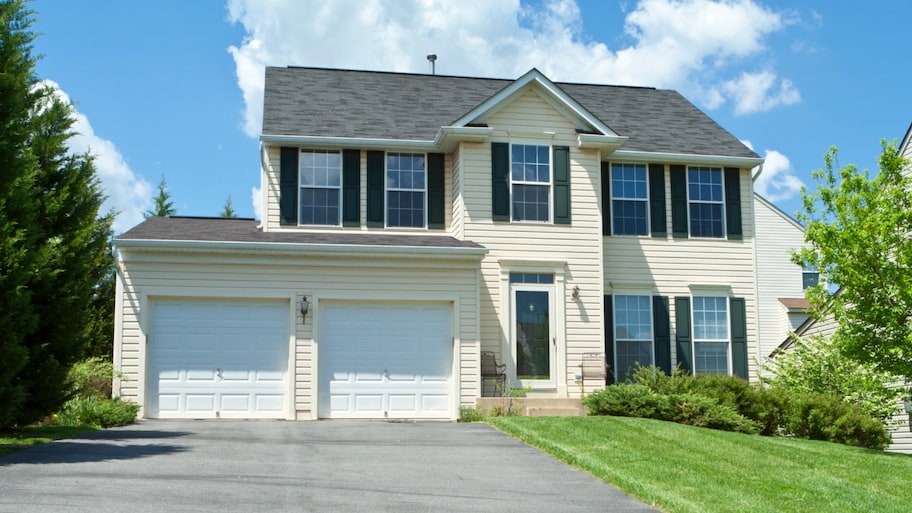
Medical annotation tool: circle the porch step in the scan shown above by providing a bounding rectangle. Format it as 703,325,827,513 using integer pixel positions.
475,397,587,417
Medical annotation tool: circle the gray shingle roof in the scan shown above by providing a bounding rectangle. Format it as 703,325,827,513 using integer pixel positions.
117,216,485,249
263,66,758,159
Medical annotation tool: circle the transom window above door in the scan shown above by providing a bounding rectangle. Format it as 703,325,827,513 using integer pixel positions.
387,153,426,228
299,150,342,225
511,144,551,222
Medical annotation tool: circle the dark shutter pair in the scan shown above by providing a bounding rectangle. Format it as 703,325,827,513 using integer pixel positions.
603,295,671,384
674,296,748,379
670,166,743,239
492,142,571,224
280,147,445,228
601,163,667,237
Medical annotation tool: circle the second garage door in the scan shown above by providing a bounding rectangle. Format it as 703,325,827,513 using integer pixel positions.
318,302,453,419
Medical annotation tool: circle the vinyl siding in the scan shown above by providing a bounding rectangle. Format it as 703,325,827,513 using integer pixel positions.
115,249,480,419
888,388,912,454
754,195,807,360
603,165,761,380
459,88,605,396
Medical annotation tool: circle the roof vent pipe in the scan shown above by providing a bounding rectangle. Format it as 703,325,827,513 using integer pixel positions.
427,54,437,75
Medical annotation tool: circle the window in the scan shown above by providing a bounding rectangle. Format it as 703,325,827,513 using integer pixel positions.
509,273,554,284
688,167,724,238
692,296,730,374
802,265,820,289
511,144,550,222
611,163,649,235
387,153,426,228
614,295,653,382
299,150,342,225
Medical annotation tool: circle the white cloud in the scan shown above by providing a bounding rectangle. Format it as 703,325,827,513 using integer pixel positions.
753,147,804,202
251,185,262,220
43,81,152,234
226,0,799,136
722,70,800,115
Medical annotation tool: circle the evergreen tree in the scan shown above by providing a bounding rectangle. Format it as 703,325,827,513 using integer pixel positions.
144,176,176,218
0,1,115,427
219,195,238,218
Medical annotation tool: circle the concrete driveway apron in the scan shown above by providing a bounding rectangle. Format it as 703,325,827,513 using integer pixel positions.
0,420,658,513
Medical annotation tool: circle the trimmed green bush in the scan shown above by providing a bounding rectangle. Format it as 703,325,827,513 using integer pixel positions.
782,392,890,450
56,396,140,428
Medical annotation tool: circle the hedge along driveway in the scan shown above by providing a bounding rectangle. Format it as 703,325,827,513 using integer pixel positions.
0,420,658,513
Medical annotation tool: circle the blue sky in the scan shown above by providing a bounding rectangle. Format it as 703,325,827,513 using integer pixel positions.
31,0,911,233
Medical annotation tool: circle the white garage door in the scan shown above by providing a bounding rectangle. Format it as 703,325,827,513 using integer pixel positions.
319,303,452,419
147,299,289,419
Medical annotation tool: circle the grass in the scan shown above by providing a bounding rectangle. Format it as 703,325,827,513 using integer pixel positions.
0,425,99,457
488,416,912,513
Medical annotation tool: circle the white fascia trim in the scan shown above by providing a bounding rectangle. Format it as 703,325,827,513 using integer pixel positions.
610,150,764,168
578,133,627,153
434,126,493,151
260,134,436,151
451,68,617,137
114,238,488,260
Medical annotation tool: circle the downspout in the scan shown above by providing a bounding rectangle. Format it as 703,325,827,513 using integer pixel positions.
750,162,765,376
259,142,269,231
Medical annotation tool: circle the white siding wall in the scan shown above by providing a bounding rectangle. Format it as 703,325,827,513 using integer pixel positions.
603,168,760,380
888,391,912,454
754,195,807,361
115,250,480,418
459,89,604,396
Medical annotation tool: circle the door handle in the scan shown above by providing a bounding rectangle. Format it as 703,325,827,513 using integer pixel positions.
216,368,223,380
383,368,391,380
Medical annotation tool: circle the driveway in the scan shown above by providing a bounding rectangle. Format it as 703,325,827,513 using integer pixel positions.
0,421,657,513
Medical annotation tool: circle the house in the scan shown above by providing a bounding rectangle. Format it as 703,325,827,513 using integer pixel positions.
112,67,763,421
753,193,814,366
771,121,912,453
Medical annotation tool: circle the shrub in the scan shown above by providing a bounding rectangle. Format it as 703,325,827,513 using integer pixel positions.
669,393,760,434
56,396,140,428
781,392,890,450
67,357,123,399
459,405,486,422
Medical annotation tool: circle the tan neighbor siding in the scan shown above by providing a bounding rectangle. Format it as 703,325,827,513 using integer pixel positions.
461,88,604,396
603,165,761,381
115,251,480,418
753,195,807,359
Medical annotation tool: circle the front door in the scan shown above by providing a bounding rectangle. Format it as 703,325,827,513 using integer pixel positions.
512,284,555,386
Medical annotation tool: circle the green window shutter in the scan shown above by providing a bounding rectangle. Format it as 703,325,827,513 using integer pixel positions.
427,153,445,229
724,167,743,240
601,162,611,236
366,150,384,227
491,142,510,221
342,149,360,227
279,147,298,226
653,296,671,374
553,145,571,225
604,295,615,384
649,164,667,238
675,296,692,373
730,297,748,379
670,165,688,238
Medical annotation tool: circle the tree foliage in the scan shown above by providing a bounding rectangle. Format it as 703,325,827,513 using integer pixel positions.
794,141,912,382
219,195,238,218
763,335,902,423
144,175,175,218
0,0,115,427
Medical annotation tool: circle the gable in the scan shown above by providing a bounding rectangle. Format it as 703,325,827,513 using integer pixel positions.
483,89,581,135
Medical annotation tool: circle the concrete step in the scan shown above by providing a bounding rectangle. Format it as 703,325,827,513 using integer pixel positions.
475,397,587,416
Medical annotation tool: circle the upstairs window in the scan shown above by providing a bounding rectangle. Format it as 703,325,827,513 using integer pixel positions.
511,144,551,222
611,163,649,235
802,265,820,289
386,153,426,228
299,150,341,225
688,167,725,238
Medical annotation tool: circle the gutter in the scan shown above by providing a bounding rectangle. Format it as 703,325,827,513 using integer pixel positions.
610,150,764,168
113,238,489,260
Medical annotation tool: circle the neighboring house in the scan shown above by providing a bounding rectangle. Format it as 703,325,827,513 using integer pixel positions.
753,193,814,365
112,67,763,421
773,121,912,454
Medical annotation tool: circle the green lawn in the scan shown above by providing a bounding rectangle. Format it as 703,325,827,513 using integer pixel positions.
489,416,912,513
0,425,98,457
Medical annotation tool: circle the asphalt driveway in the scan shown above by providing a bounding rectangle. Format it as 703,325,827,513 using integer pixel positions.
0,420,657,513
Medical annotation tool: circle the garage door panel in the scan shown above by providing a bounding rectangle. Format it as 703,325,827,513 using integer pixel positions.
148,299,289,419
319,302,452,419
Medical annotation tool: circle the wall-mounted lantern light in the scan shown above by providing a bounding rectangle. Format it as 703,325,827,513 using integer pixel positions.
571,285,580,301
299,296,311,321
